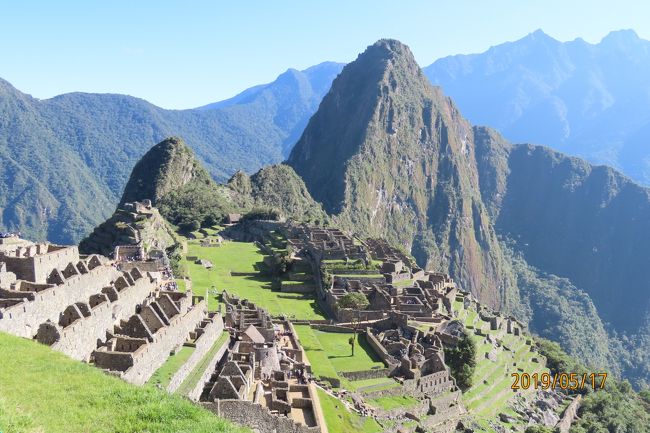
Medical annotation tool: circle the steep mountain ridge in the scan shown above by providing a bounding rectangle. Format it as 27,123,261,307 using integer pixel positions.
288,39,650,382
119,136,215,206
0,63,343,243
289,39,513,309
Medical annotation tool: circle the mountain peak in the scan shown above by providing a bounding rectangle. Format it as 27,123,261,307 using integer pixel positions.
287,40,508,303
356,38,420,69
119,136,212,206
601,28,641,45
518,29,559,46
288,39,433,212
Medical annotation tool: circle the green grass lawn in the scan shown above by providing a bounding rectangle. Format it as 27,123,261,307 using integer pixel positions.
367,395,420,410
177,331,230,396
317,389,383,433
147,345,196,389
346,377,400,392
294,325,385,389
183,240,325,319
0,332,246,433
176,278,187,292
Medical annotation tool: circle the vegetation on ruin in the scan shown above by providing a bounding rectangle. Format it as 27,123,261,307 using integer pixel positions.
177,331,231,397
148,345,196,389
444,330,477,392
240,207,282,222
337,292,370,310
0,332,247,433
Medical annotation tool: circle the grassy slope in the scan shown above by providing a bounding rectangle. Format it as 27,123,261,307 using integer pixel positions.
0,332,246,433
177,332,231,396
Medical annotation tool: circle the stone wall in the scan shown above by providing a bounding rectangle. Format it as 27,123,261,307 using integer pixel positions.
95,299,208,385
419,370,455,396
0,265,121,338
203,399,320,433
310,324,355,333
1,245,80,283
362,380,417,399
167,314,224,393
556,395,581,433
340,368,392,381
37,272,157,361
365,327,399,368
280,281,315,293
185,335,231,401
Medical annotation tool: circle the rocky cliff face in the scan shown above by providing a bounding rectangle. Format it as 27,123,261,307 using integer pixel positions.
288,40,513,308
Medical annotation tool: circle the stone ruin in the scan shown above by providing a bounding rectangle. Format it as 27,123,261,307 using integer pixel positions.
286,224,368,262
322,260,458,324
0,237,213,386
199,291,326,433
367,313,457,396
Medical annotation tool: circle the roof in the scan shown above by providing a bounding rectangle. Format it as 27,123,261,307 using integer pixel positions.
243,324,266,344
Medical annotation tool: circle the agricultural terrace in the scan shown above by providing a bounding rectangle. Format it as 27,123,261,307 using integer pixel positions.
447,297,551,431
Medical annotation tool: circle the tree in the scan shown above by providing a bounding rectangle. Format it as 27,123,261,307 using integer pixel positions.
443,331,477,392
337,292,369,310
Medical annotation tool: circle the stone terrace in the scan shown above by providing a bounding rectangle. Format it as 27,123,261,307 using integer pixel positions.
93,290,208,385
0,242,123,338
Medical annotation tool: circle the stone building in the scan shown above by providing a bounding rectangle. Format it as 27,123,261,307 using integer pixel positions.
199,293,326,433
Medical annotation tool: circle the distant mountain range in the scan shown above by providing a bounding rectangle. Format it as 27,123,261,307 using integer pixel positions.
4,29,650,246
424,29,650,185
0,62,343,243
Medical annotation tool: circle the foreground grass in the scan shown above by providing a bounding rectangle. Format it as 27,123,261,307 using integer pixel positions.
183,240,325,319
0,332,247,433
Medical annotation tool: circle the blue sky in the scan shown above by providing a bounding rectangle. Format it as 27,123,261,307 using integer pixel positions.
1,0,648,108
